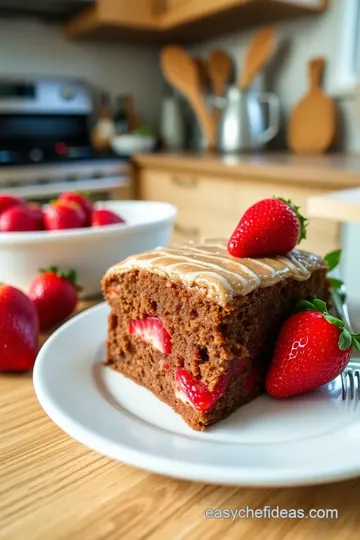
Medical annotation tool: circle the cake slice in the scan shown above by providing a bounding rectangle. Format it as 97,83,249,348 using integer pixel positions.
102,239,330,431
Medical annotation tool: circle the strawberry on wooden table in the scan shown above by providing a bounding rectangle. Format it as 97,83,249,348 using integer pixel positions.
92,208,125,227
0,205,38,232
265,297,360,399
43,200,86,230
28,266,82,332
0,284,39,372
58,192,94,226
228,197,308,258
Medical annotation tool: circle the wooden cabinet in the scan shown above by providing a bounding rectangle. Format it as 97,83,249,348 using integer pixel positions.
64,0,327,42
137,163,341,256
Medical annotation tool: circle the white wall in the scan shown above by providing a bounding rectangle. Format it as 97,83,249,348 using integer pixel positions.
0,17,163,130
189,0,360,152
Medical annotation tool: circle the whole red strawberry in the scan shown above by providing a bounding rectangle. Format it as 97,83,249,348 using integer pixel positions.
43,201,86,231
92,209,125,227
228,197,308,258
0,194,26,215
28,267,81,332
58,192,93,226
0,284,39,372
265,297,360,399
0,205,38,232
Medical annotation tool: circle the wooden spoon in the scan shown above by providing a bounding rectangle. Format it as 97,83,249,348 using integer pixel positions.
194,57,208,94
161,45,216,150
287,57,336,154
208,50,233,97
239,27,277,91
208,49,233,128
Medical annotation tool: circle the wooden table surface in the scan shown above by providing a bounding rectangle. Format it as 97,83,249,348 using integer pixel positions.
2,299,360,540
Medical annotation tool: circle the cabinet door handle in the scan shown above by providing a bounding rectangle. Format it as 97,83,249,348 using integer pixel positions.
174,223,200,239
171,176,198,188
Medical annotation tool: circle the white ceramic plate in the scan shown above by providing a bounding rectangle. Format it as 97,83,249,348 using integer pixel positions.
34,303,360,487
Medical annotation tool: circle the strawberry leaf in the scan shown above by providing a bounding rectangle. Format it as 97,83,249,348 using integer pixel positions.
38,266,83,291
324,314,345,329
276,197,308,243
324,249,341,272
312,298,327,313
352,338,360,352
39,265,59,274
295,300,316,311
339,329,352,351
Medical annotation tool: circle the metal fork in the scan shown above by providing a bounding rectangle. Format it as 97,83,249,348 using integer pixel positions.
341,369,360,400
332,284,360,401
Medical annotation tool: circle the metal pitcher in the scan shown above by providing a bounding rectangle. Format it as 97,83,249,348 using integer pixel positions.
217,87,280,153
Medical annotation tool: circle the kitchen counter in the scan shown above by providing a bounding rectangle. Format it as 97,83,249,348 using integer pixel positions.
308,187,360,222
2,299,360,539
134,152,360,188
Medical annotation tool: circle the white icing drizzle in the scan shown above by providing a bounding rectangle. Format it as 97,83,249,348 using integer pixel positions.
105,239,326,306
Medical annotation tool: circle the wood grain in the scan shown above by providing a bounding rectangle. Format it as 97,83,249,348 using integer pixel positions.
63,0,327,43
288,57,336,154
2,303,360,538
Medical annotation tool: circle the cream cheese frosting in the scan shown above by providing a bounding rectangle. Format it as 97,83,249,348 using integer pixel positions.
105,239,326,306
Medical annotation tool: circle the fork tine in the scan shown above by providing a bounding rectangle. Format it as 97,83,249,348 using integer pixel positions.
349,370,355,400
342,371,348,400
355,371,360,399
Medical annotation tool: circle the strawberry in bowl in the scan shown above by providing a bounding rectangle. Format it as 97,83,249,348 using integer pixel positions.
92,208,126,227
0,194,26,215
0,200,177,298
0,205,39,232
58,192,94,227
43,200,87,230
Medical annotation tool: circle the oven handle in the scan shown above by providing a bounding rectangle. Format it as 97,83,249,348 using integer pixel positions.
0,176,128,199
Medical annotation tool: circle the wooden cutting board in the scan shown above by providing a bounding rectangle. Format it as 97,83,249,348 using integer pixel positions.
288,57,336,154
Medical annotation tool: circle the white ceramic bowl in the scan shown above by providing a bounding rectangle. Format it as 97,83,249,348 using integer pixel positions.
110,135,156,156
0,200,177,298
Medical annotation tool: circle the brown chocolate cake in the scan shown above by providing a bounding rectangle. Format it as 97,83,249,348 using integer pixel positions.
102,239,329,431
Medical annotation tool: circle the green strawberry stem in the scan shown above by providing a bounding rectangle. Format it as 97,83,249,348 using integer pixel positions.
276,197,308,243
38,266,83,292
296,296,360,352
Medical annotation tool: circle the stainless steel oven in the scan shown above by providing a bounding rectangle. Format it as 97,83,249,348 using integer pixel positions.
0,76,131,202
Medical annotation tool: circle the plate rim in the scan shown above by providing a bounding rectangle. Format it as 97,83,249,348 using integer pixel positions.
33,303,360,487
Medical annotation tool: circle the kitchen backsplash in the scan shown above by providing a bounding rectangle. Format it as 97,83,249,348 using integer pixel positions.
0,17,163,132
189,1,360,153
